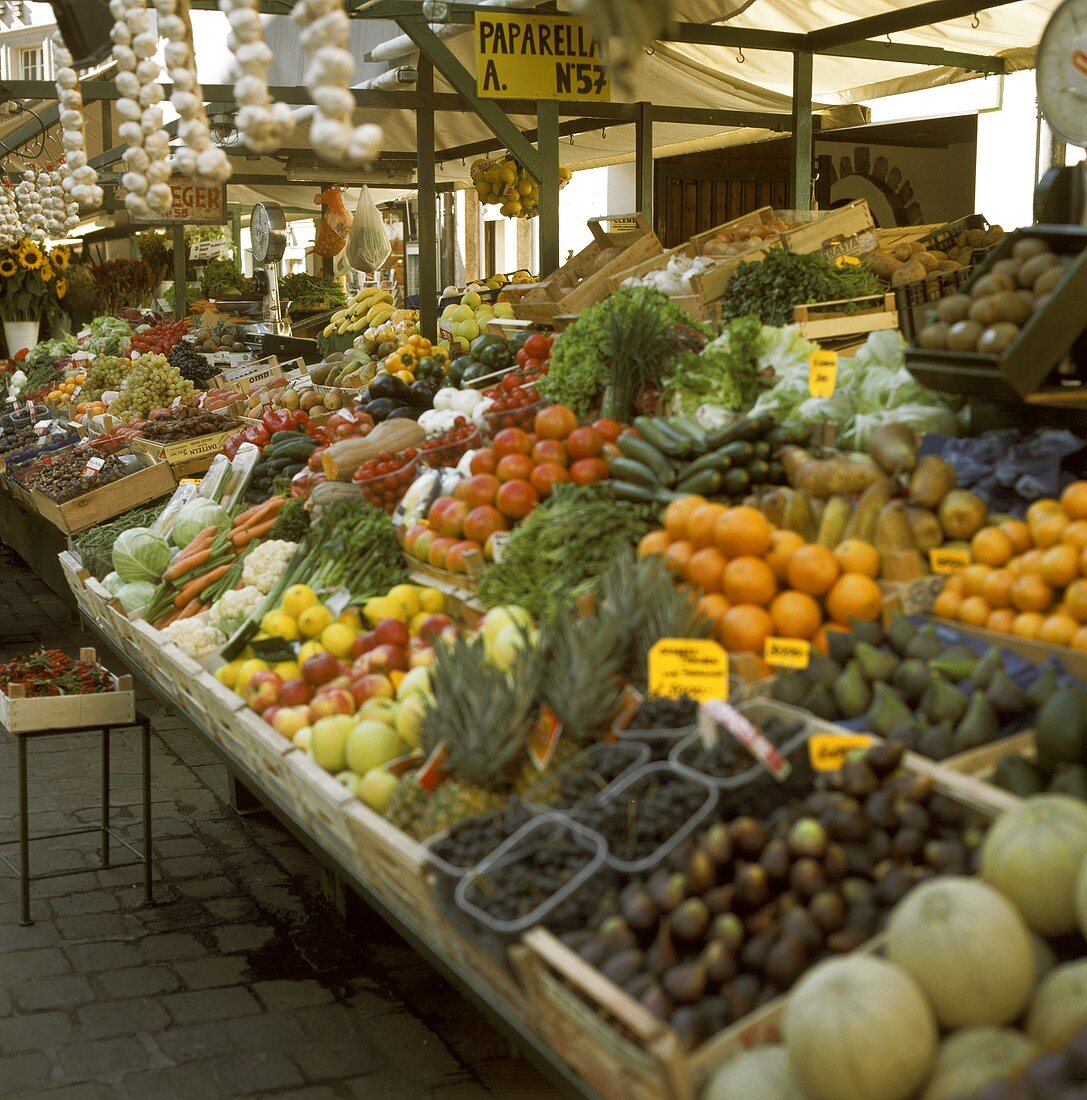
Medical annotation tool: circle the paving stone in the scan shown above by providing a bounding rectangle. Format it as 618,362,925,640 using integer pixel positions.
137,931,205,962
0,1010,72,1055
289,1041,388,1081
172,875,236,901
201,895,259,923
58,1037,150,1079
49,891,120,917
212,1049,304,1093
77,999,170,1041
16,974,96,1012
0,1052,54,1094
211,921,276,953
161,986,262,1025
0,919,62,950
0,988,10,1017
55,912,133,941
64,940,142,972
252,978,335,1011
360,1011,465,1080
121,1063,230,1100
172,955,250,991
91,964,180,999
1,946,71,981
270,1088,339,1100
145,1020,239,1064
222,1011,308,1053
24,1085,118,1100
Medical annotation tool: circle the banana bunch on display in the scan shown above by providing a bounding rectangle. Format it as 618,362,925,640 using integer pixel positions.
470,155,572,220
322,287,396,337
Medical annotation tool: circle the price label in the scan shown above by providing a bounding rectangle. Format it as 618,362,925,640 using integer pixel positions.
700,698,791,780
808,733,873,771
170,395,182,408
647,638,729,702
764,636,811,669
929,547,971,574
489,530,512,563
611,683,644,732
325,588,353,618
808,350,838,398
528,704,563,772
33,419,51,436
82,455,106,477
24,400,34,416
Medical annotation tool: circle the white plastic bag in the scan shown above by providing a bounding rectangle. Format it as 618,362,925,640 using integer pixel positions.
346,186,391,270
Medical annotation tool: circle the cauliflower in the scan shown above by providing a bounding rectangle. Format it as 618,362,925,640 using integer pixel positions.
241,539,297,593
208,584,262,636
161,617,226,660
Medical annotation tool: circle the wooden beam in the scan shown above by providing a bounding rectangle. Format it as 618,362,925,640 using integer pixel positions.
805,0,1019,51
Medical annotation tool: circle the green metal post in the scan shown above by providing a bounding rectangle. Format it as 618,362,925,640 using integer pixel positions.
635,102,654,228
417,58,438,338
173,226,186,319
790,51,814,210
230,205,242,259
536,100,560,277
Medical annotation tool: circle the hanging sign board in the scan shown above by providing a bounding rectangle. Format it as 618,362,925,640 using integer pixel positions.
474,13,610,101
126,183,227,225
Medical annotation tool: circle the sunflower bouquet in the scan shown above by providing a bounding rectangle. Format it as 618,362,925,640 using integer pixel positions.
0,238,69,323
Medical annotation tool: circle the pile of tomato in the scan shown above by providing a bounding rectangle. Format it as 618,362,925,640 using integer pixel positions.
352,447,421,513
420,418,480,468
130,318,190,355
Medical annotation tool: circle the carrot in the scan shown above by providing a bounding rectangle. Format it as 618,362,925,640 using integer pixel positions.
230,517,277,547
178,525,219,556
232,496,284,530
173,564,232,608
177,598,206,620
155,608,182,628
163,546,213,581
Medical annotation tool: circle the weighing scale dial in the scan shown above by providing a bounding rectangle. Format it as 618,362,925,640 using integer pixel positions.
250,201,287,264
1037,0,1087,148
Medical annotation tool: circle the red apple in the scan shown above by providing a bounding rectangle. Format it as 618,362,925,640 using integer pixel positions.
532,439,567,467
351,631,380,659
495,478,539,520
492,427,532,457
409,526,435,562
566,426,604,459
530,462,570,499
348,672,394,706
446,539,482,574
302,650,340,686
462,473,500,508
428,535,458,569
438,499,469,538
245,670,283,712
409,646,435,669
464,505,506,544
308,687,356,720
327,674,351,691
261,705,283,725
271,705,310,739
495,452,534,482
469,447,498,475
427,496,457,528
373,618,410,647
418,614,455,645
350,653,373,676
403,522,429,556
279,678,314,706
368,643,411,673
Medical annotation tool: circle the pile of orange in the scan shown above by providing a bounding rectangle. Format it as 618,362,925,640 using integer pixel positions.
638,498,884,655
933,481,1087,650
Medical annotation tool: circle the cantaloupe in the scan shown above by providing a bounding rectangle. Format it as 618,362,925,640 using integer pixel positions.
886,876,1035,1028
784,956,937,1100
1026,960,1087,1048
920,1028,1037,1100
703,1045,808,1100
1076,856,1087,940
980,795,1087,935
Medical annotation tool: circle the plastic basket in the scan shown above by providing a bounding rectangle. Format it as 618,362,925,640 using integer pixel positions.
421,424,481,469
894,265,975,340
482,396,544,438
354,455,419,513
921,213,991,257
522,741,651,813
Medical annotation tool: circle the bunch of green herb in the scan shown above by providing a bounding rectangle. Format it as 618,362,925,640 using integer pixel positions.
76,501,167,577
85,316,133,357
538,286,705,417
305,499,406,602
477,484,656,618
135,232,172,271
280,273,346,310
268,497,310,543
721,249,883,327
661,315,768,415
201,259,250,300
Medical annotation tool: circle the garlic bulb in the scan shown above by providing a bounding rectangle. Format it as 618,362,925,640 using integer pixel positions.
292,0,383,165
0,182,22,248
52,33,102,211
220,0,295,155
14,168,47,241
152,0,231,186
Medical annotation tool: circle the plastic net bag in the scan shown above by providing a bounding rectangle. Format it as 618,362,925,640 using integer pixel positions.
346,186,391,270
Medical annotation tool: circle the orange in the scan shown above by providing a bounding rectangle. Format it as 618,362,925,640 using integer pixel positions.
1038,613,1078,646
958,595,991,627
999,519,1033,554
833,539,881,579
765,530,805,583
825,572,883,624
812,622,850,654
1039,544,1079,588
1065,578,1087,623
686,503,727,549
1060,480,1087,520
1018,549,1043,574
970,527,1014,567
1082,546,1087,577
1013,612,1045,639
1031,511,1069,549
942,574,965,598
1062,519,1087,550
713,506,773,558
685,547,727,594
722,556,779,607
637,530,670,558
1010,574,1054,613
960,564,991,597
1006,556,1025,577
663,495,706,541
986,608,1016,634
980,569,1014,609
769,590,823,640
933,589,963,619
1027,498,1063,526
720,604,774,654
696,593,730,631
786,545,841,598
1071,626,1087,651
662,539,694,577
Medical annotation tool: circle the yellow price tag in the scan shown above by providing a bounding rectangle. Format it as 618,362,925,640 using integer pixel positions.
809,733,873,771
834,254,862,267
647,638,729,703
929,547,972,574
179,478,201,486
808,350,839,398
764,636,811,669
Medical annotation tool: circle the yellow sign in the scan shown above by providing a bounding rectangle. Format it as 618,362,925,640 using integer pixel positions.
764,636,811,669
647,638,729,703
929,547,972,574
808,350,839,398
475,13,610,101
809,733,873,771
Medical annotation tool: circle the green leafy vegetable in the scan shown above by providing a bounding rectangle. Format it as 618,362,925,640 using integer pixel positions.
662,315,768,415
280,273,346,310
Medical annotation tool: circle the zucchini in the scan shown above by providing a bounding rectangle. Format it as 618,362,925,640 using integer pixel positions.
268,430,312,447
676,468,723,494
704,414,776,449
616,434,675,483
270,439,319,463
633,416,690,457
610,480,660,504
608,456,661,488
666,415,709,452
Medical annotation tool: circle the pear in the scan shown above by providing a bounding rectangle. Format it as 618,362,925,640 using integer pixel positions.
928,644,979,682
826,628,855,664
1025,664,1061,710
952,691,999,752
803,684,838,723
771,670,809,708
848,618,886,648
922,677,968,725
886,612,918,657
853,641,898,684
985,668,1030,720
891,659,932,705
805,652,842,689
917,720,954,761
969,645,1003,690
832,660,872,720
865,683,917,737
886,722,923,751
905,624,943,662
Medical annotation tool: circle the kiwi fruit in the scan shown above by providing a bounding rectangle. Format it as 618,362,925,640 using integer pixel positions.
936,294,971,324
971,272,1015,298
918,322,950,350
990,291,1033,325
947,319,984,350
977,322,1019,355
968,297,998,326
1033,263,1065,295
1012,237,1048,262
1018,252,1060,287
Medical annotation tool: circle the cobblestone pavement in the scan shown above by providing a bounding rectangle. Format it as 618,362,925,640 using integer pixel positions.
1,547,564,1100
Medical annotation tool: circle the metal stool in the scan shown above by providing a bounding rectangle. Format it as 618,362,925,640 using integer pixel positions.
0,712,154,925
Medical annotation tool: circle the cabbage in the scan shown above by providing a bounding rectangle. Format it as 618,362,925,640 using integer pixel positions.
117,580,156,614
172,499,229,549
113,528,171,583
102,571,124,595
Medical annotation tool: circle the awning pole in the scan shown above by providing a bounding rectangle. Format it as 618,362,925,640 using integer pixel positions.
790,51,814,210
417,57,438,338
536,100,560,276
636,102,654,229
173,225,186,320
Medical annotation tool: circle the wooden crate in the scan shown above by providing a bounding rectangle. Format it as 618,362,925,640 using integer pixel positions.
880,573,946,616
779,199,875,256
517,214,662,325
932,618,1087,680
127,617,177,693
28,459,176,536
129,428,237,479
58,550,100,626
83,575,126,636
514,756,1015,1100
0,648,135,733
155,644,223,732
793,293,898,345
945,730,1035,781
282,751,358,862
217,704,300,808
874,224,944,252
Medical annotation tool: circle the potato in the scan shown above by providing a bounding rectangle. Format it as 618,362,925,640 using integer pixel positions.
893,241,924,262
1018,252,1060,287
977,322,1019,354
919,321,950,349
916,251,941,273
937,260,963,272
965,228,988,247
1033,262,1066,295
891,257,928,286
936,294,972,324
865,250,903,280
1012,237,1049,262
948,319,984,350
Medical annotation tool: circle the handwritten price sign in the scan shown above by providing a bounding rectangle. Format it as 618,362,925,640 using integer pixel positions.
808,350,839,398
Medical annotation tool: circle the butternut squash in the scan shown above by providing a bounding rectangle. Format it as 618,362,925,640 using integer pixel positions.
322,420,426,481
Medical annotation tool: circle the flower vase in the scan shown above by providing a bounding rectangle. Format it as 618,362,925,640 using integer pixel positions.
3,318,40,357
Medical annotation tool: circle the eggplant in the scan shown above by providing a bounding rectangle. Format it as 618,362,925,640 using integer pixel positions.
364,398,407,422
386,406,423,421
368,374,412,402
407,380,436,408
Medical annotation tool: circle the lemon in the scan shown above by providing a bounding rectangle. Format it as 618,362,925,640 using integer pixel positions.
337,608,363,630
281,584,318,618
261,611,300,641
235,658,269,692
320,622,356,659
386,584,421,619
215,659,244,689
297,604,334,638
417,587,446,614
273,661,302,681
410,610,431,636
298,640,326,663
364,595,402,625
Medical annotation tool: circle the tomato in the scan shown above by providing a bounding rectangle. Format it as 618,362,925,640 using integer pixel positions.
515,348,530,367
524,333,550,360
566,426,605,459
522,358,541,372
495,478,539,520
534,404,577,440
591,419,623,443
530,462,570,499
491,427,532,458
569,457,610,485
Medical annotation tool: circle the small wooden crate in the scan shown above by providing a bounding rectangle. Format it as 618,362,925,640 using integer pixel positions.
932,618,1087,680
779,199,875,256
129,428,237,479
793,293,898,345
128,617,176,693
218,704,300,808
0,648,134,733
155,645,221,732
194,672,249,752
406,557,482,597
282,751,358,862
29,459,176,536
945,730,1035,782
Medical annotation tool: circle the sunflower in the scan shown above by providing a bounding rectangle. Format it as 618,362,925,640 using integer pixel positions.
0,258,16,278
40,261,53,282
55,277,67,299
52,246,70,271
17,241,44,270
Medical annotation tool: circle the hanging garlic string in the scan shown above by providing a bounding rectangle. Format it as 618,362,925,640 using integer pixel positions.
0,181,22,247
52,32,103,213
14,166,45,242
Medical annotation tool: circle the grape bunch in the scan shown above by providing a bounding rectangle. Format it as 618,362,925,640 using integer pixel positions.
110,354,195,418
81,356,131,401
168,341,218,387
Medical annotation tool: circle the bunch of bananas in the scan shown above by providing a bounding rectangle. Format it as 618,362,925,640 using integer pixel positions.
322,287,397,337
470,156,572,219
